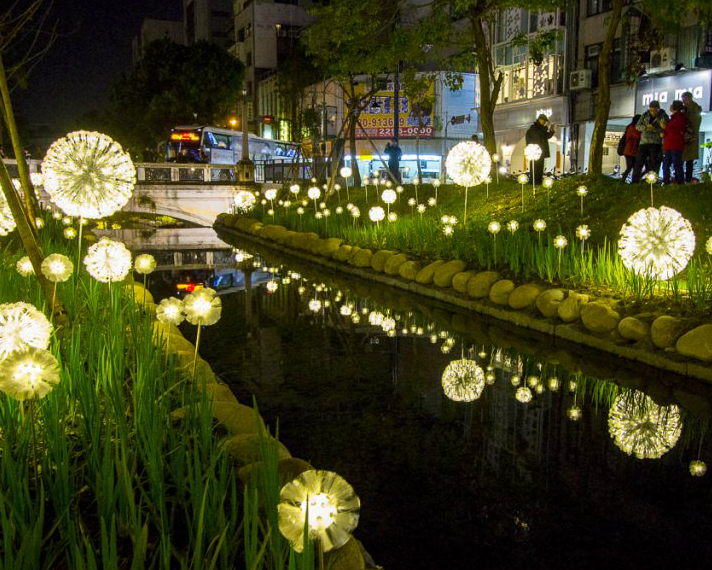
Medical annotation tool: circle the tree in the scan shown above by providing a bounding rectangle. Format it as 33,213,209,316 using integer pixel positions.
110,39,245,153
587,0,712,174
436,1,566,154
400,68,437,181
301,0,432,186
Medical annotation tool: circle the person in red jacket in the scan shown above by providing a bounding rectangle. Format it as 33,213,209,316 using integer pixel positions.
621,114,641,183
662,100,687,184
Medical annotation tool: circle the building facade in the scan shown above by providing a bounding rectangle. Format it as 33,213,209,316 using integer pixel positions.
183,0,234,49
132,18,184,65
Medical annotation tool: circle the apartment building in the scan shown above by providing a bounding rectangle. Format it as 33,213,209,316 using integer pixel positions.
183,0,234,49
131,18,184,65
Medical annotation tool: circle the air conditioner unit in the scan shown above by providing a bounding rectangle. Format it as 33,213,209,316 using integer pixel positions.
570,69,592,90
649,48,675,73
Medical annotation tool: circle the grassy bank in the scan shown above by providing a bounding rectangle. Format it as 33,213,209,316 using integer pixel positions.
248,176,712,311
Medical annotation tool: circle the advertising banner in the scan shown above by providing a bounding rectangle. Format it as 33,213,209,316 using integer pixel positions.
635,70,711,114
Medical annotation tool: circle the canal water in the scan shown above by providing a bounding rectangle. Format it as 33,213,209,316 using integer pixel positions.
131,228,712,570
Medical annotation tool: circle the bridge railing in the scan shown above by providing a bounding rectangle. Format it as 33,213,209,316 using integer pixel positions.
136,163,243,184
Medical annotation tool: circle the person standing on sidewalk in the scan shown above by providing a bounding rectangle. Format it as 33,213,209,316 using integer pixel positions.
620,114,641,183
632,101,667,183
682,91,702,183
662,100,687,185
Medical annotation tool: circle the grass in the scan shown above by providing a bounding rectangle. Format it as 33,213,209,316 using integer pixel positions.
0,214,315,569
247,175,712,312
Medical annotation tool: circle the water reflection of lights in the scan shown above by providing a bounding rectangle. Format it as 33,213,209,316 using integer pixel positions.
441,359,485,402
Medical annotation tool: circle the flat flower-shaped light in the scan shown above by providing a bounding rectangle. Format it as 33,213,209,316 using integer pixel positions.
608,390,681,459
533,219,546,232
445,141,491,187
417,204,426,214
369,206,385,223
266,280,278,293
553,235,568,249
63,227,77,239
156,297,185,325
351,207,360,219
308,299,321,312
381,189,396,204
0,302,53,361
644,171,658,184
184,288,221,325
16,257,35,277
134,254,156,275
618,206,695,280
576,225,591,241
83,237,132,283
0,191,16,236
234,190,256,212
487,221,501,235
41,254,73,283
576,185,588,197
441,359,485,402
689,460,707,477
289,184,300,195
0,347,60,401
388,212,398,222
41,131,136,219
265,188,278,201
517,173,529,185
524,144,542,161
542,177,554,189
278,469,360,553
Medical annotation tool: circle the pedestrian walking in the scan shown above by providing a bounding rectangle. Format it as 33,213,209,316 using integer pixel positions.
662,100,687,185
682,91,702,183
525,114,554,184
632,101,667,183
384,138,402,183
619,114,641,183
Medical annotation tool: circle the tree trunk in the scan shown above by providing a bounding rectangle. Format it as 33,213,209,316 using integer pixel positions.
471,16,502,154
588,0,624,174
0,57,40,224
348,107,361,187
416,115,422,181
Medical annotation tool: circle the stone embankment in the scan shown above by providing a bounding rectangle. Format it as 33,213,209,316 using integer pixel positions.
215,213,712,385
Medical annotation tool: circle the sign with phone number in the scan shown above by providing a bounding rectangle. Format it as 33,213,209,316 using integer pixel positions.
358,126,434,139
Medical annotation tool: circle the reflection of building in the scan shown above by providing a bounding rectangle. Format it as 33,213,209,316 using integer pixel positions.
132,18,184,65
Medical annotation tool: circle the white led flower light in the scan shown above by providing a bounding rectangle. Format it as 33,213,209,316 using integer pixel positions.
156,297,185,326
0,302,53,361
41,131,136,218
234,190,257,212
369,206,385,223
524,144,542,161
618,206,695,280
134,254,156,275
41,254,73,283
16,256,34,277
184,288,221,326
441,359,485,402
381,189,396,204
0,347,60,401
0,191,16,236
83,237,132,283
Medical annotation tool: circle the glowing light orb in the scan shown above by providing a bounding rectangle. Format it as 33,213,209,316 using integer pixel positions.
644,171,658,184
524,144,542,161
315,212,323,220
234,190,257,212
278,470,360,553
289,184,300,195
507,220,519,233
52,211,62,220
608,391,681,459
441,359,485,402
308,299,322,312
433,179,441,187
16,257,34,277
351,207,360,219
567,406,582,421
35,217,44,229
487,221,501,235
381,189,396,204
396,185,404,193
0,302,53,361
576,186,588,197
428,197,436,206
689,460,707,477
510,375,521,386
267,209,275,216
63,227,77,239
618,206,695,280
339,305,352,316
83,238,132,283
381,317,396,332
41,254,73,283
264,188,278,201
443,225,454,236
369,206,385,223
41,131,136,218
0,191,16,236
445,141,492,187
184,288,221,325
388,212,398,222
417,204,426,214
297,207,305,215
340,167,352,178
576,225,591,240
0,347,60,401
266,280,278,293
307,187,321,200
517,173,529,185
705,237,712,255
491,153,500,163
134,254,156,275
30,172,43,187
515,386,532,403
547,377,560,391
553,235,568,249
156,297,185,325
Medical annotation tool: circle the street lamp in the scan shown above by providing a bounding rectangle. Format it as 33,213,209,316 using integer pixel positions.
237,88,254,183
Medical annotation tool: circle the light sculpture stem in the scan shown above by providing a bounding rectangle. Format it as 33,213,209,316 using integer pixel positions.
364,185,368,204
50,282,57,325
464,186,469,225
142,274,148,305
317,537,325,570
649,182,654,208
531,162,535,197
75,220,84,279
29,399,39,488
580,195,584,217
193,319,203,382
313,199,317,214
486,181,489,200
345,180,350,201
520,183,524,212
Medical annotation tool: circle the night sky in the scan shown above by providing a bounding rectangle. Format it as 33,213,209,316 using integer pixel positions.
14,0,181,130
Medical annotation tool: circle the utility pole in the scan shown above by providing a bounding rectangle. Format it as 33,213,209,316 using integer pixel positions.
393,61,401,143
237,89,255,183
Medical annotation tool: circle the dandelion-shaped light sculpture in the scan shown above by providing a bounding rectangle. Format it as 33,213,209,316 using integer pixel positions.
369,206,385,228
706,236,712,256
515,386,532,403
388,212,398,222
689,460,707,477
63,227,77,239
278,470,360,561
488,221,501,263
0,191,16,236
542,176,554,209
234,190,257,213
576,224,591,254
517,173,529,212
644,171,658,207
548,377,560,391
0,346,60,402
41,254,74,314
266,280,278,293
618,206,695,280
41,131,136,220
608,390,681,459
157,297,185,326
567,406,582,421
308,186,321,213
576,185,588,216
533,218,546,246
265,188,278,210
507,220,519,234
134,253,156,303
524,144,542,194
417,204,426,217
432,178,441,203
308,299,322,313
491,153,500,183
441,359,485,402
351,206,360,227
0,302,53,362
290,184,301,199
184,288,221,380
381,189,396,216
84,237,132,284
445,141,491,224
17,256,34,277
553,235,567,274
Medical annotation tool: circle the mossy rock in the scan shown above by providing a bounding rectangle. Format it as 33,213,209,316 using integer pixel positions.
452,271,474,293
174,353,217,385
415,260,445,284
384,253,408,275
433,260,467,288
334,245,353,262
154,330,195,354
324,537,367,570
222,434,291,467
124,283,154,305
211,401,265,435
352,249,373,268
489,280,514,305
467,271,499,299
279,230,298,245
237,457,314,487
309,238,327,255
260,225,287,241
508,283,544,310
215,212,230,225
347,246,362,264
247,222,264,235
319,237,343,257
302,232,320,252
371,250,395,272
152,321,183,339
290,232,309,250
204,383,239,404
651,315,687,348
398,260,421,280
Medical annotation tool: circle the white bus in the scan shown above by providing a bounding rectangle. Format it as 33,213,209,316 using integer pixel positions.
164,125,299,164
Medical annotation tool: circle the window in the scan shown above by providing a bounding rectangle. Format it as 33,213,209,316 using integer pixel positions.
246,52,252,67
585,44,601,86
587,0,612,17
585,40,623,87
237,28,245,42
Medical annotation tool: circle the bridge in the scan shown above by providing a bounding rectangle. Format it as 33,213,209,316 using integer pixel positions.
5,159,283,227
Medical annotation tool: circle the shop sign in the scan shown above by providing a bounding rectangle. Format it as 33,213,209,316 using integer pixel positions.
635,70,711,113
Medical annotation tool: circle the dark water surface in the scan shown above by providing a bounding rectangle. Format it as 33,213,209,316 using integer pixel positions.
143,230,712,570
